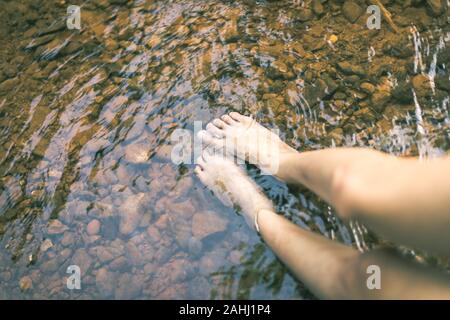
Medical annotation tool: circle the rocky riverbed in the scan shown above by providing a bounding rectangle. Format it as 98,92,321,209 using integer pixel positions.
0,0,448,299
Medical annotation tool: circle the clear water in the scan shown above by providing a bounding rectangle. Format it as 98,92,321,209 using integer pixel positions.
0,0,448,299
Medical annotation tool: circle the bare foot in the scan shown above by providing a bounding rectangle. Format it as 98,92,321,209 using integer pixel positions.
197,112,296,175
194,150,274,229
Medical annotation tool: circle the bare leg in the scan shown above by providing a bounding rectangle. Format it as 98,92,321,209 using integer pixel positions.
199,113,450,256
278,149,450,256
194,152,450,299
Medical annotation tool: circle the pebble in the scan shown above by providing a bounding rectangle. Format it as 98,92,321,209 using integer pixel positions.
95,268,115,297
124,142,149,164
87,219,101,236
342,1,363,23
155,144,173,162
47,220,68,235
109,256,128,271
72,249,93,273
192,211,228,241
312,0,324,16
360,82,376,94
40,239,53,253
146,225,161,243
115,274,142,299
426,0,445,16
119,193,145,235
297,8,314,22
61,232,76,247
337,61,365,77
412,74,432,98
328,35,338,44
220,18,239,43
0,77,20,95
19,276,33,291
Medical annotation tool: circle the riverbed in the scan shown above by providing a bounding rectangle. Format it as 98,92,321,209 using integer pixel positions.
0,0,448,299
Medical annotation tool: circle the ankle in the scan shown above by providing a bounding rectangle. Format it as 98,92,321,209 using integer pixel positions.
275,149,300,181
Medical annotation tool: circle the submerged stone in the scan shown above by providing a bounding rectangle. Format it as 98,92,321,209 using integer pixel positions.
192,211,228,241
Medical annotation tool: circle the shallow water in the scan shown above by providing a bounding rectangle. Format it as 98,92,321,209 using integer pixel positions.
0,0,449,299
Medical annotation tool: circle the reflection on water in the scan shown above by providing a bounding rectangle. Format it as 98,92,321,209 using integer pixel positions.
0,0,448,299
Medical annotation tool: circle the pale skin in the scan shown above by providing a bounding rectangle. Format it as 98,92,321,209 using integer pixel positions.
195,112,450,300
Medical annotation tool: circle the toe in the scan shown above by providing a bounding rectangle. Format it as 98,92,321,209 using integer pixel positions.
197,130,214,144
229,112,246,122
221,114,236,125
212,118,227,129
206,123,224,138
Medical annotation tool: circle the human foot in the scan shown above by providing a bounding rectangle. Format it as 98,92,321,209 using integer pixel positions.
197,112,296,175
194,150,274,229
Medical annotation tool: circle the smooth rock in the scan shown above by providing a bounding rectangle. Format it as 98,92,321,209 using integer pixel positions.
87,219,101,236
47,220,68,235
96,268,115,297
124,142,149,164
115,274,142,299
337,61,365,76
72,249,93,273
40,239,53,253
220,18,239,43
342,1,363,23
19,276,33,291
312,0,324,16
412,74,432,98
426,0,445,16
192,211,228,241
297,8,314,22
61,232,76,246
119,193,145,235
109,256,128,271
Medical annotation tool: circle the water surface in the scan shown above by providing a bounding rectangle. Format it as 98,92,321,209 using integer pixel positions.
0,0,449,299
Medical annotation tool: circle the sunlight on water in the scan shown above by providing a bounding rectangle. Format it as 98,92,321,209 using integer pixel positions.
0,0,448,299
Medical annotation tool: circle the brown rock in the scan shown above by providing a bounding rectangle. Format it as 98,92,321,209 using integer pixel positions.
220,18,239,43
115,274,142,299
426,0,445,16
19,276,33,291
342,1,363,23
412,74,432,98
40,239,53,253
192,211,228,240
87,219,101,236
119,193,145,235
297,8,314,22
47,220,68,235
312,0,324,16
109,256,128,271
360,82,375,94
124,142,149,164
96,268,115,297
72,249,93,273
146,225,161,242
61,232,76,246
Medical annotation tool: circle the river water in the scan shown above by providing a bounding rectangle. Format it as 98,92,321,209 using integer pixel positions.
0,0,448,299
